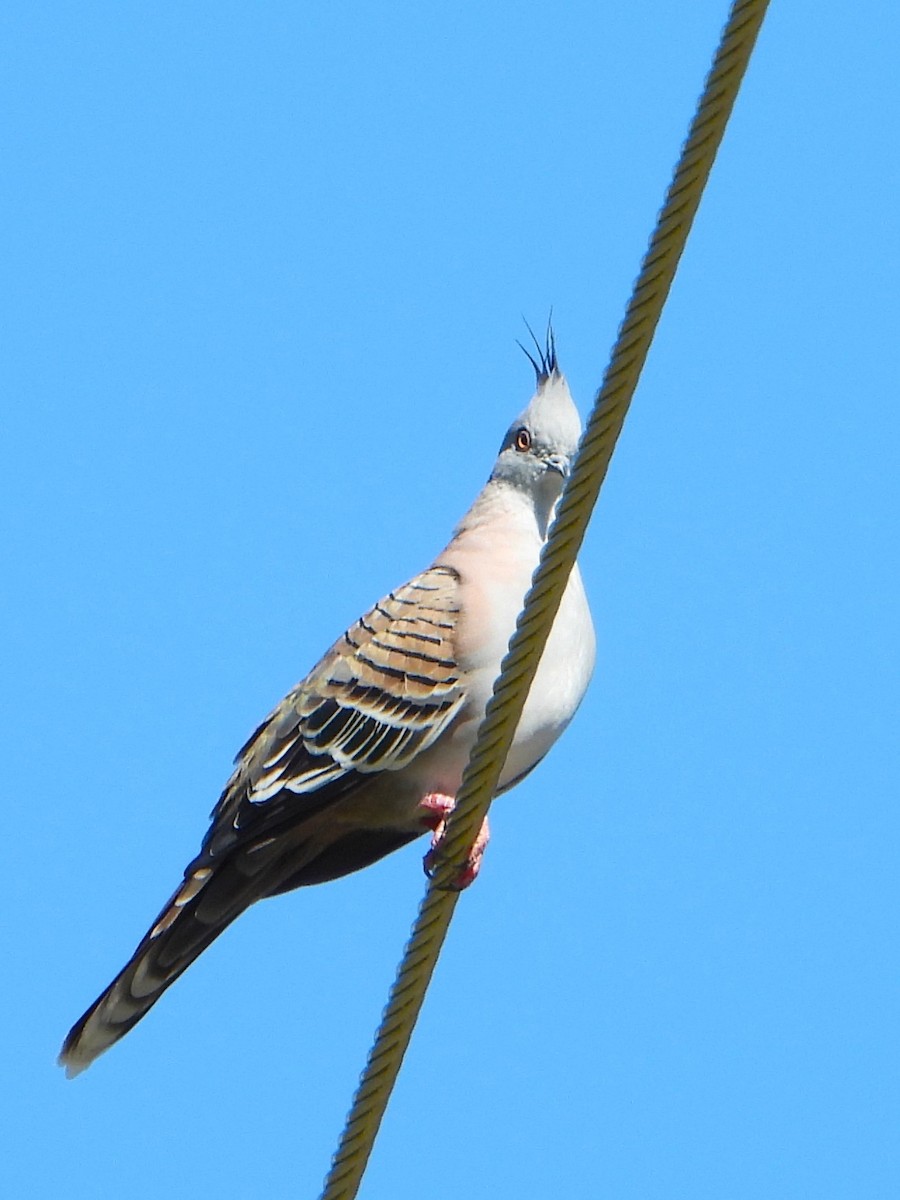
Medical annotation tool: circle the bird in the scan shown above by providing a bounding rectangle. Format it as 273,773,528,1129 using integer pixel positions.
59,332,596,1077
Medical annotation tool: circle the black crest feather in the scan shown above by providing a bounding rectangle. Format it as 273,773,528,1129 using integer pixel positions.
517,313,558,383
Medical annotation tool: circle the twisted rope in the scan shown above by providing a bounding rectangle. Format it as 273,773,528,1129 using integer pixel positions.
320,2,769,1195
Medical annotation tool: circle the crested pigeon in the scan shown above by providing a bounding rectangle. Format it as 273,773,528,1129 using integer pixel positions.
59,336,595,1076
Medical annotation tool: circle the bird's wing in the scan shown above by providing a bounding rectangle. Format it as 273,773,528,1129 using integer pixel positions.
203,563,466,857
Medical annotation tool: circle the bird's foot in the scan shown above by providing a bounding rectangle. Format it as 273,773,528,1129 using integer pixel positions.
419,793,490,890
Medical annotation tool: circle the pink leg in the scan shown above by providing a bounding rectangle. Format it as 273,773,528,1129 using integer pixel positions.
418,793,490,889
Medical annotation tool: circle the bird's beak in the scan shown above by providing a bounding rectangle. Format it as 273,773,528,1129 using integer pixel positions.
544,453,569,478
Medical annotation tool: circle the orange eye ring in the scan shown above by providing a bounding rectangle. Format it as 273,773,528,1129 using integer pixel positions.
514,428,532,452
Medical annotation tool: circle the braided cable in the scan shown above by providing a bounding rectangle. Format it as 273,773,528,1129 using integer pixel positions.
320,3,769,1195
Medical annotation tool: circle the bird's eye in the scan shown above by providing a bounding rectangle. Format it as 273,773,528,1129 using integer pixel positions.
514,428,532,452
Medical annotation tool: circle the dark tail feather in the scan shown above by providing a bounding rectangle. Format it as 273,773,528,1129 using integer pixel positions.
58,851,273,1077
59,825,422,1076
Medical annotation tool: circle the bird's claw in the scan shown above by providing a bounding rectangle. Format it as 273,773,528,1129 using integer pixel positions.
419,793,490,890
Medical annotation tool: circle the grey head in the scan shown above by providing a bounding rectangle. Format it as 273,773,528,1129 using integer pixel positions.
490,332,582,511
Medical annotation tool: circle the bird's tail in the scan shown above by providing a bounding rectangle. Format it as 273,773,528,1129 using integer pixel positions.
59,821,418,1076
58,852,267,1077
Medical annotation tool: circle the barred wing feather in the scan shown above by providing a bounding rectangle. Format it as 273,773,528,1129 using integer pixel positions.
205,565,465,854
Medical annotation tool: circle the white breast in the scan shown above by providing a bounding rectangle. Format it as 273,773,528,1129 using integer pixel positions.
501,562,595,788
438,488,596,794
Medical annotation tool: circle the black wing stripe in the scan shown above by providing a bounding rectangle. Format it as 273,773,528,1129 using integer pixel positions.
368,636,456,669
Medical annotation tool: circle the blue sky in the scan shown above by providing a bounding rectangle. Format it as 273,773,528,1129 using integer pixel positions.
4,3,899,1197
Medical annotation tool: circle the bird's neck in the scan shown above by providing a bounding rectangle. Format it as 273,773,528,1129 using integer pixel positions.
454,477,557,543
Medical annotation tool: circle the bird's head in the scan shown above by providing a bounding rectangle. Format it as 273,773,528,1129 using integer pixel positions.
490,332,582,508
